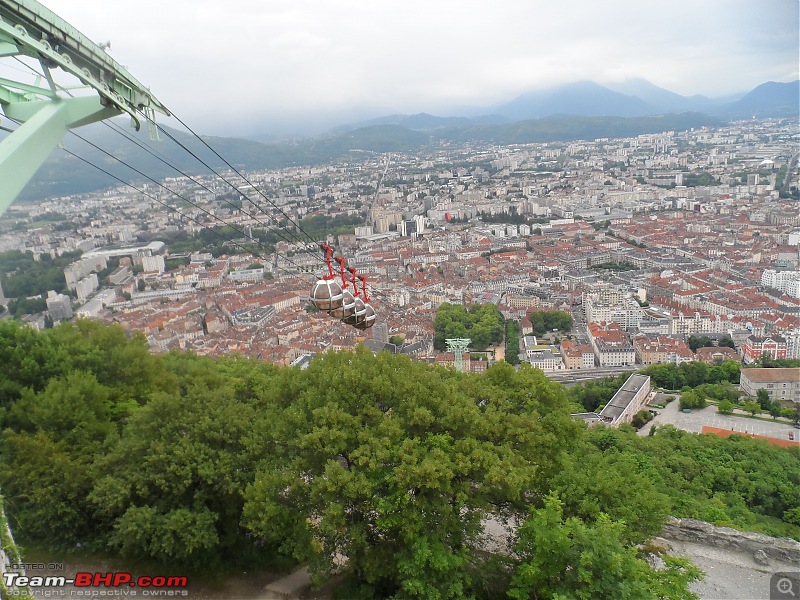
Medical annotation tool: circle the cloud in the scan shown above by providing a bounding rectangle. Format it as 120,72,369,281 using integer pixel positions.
7,0,799,133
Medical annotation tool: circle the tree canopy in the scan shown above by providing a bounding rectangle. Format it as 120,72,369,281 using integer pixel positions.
434,303,504,351
0,321,798,598
527,310,573,337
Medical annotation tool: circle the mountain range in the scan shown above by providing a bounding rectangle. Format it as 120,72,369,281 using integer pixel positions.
331,79,798,133
5,78,797,201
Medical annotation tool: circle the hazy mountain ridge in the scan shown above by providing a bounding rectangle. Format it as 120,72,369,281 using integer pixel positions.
8,78,796,201
333,79,797,133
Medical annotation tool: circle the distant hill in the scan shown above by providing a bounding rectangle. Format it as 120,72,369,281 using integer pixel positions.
491,81,653,120
332,112,511,133
11,111,730,202
438,112,722,145
721,80,800,118
605,78,716,114
329,79,796,133
15,122,430,201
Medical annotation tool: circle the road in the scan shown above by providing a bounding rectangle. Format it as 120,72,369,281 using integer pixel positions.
640,396,799,443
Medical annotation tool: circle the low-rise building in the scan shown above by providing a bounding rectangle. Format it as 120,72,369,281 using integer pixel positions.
599,374,652,427
741,335,787,364
740,368,800,404
695,346,740,364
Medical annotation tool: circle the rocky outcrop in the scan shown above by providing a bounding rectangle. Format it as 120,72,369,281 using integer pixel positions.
663,517,800,564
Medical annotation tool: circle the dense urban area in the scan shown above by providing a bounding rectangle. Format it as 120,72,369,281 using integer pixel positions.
1,116,800,600
2,119,799,376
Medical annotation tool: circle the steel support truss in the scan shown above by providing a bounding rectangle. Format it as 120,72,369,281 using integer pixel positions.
0,0,169,215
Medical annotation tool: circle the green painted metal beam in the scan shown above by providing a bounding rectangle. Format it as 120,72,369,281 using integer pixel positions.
0,0,170,214
0,95,120,214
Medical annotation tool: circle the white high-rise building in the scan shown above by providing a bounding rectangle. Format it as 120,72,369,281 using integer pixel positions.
142,254,165,273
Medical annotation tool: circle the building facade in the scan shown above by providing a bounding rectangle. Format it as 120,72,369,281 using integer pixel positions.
740,368,800,404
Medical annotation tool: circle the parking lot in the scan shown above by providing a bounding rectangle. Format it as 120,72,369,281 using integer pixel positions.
641,396,799,443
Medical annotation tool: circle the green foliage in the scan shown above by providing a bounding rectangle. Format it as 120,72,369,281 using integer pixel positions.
718,400,734,415
742,400,761,416
679,391,707,410
694,382,739,403
477,210,549,227
434,303,504,351
6,296,47,316
769,400,784,420
757,389,771,410
550,444,669,544
527,310,573,337
166,226,262,258
242,354,580,597
718,336,735,349
389,335,405,347
568,372,631,412
640,360,740,390
505,320,520,365
0,250,79,298
0,320,797,596
750,354,800,368
590,261,637,271
509,494,700,600
688,335,714,352
630,426,800,539
683,172,720,187
92,354,277,567
298,213,365,239
164,256,190,271
631,409,654,429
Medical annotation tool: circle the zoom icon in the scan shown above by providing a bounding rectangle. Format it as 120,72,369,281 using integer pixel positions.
772,573,800,599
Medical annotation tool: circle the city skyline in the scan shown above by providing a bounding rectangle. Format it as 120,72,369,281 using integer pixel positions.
15,0,799,135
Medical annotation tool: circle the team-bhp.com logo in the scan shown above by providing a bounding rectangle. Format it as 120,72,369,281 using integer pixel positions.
3,572,189,596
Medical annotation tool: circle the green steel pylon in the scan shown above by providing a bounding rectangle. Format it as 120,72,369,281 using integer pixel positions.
0,0,169,215
446,338,471,373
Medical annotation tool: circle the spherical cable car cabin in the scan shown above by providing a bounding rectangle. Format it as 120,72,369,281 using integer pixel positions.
329,256,356,319
309,243,343,312
353,274,376,330
342,267,367,327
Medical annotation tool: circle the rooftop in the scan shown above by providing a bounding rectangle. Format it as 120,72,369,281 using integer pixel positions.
599,373,650,423
740,367,800,383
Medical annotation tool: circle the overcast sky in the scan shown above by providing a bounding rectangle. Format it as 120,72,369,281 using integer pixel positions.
9,0,800,135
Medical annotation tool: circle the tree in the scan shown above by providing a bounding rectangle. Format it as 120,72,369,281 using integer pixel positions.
679,391,706,410
434,303,504,352
769,400,783,420
242,351,580,598
551,445,668,544
389,335,405,346
742,400,761,416
688,335,714,352
505,320,520,366
527,310,573,337
137,278,146,292
757,389,771,411
89,354,275,568
509,495,701,600
718,336,735,349
718,400,734,415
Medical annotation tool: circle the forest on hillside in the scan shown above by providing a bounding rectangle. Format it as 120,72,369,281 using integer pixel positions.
0,320,798,599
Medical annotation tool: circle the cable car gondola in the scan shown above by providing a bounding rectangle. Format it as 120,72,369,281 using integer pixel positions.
309,243,344,312
329,256,357,319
